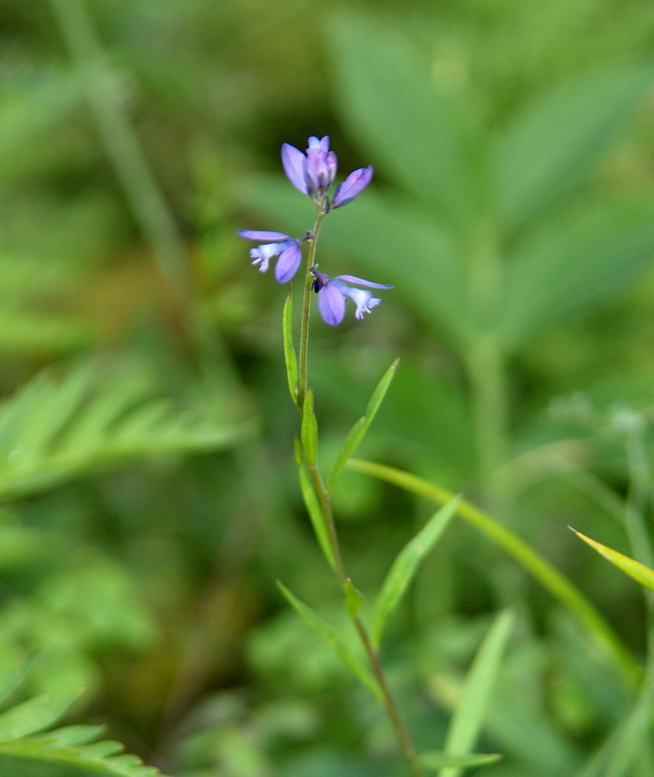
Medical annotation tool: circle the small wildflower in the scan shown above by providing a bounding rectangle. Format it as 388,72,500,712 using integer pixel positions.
282,136,373,208
237,230,305,283
311,270,393,326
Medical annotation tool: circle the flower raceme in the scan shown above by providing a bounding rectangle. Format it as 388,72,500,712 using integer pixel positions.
311,270,393,326
237,136,391,324
282,136,373,208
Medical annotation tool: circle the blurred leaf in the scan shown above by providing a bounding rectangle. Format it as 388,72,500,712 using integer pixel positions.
439,610,514,777
276,581,382,703
283,289,299,406
327,12,480,226
0,360,249,501
495,62,654,230
348,459,638,686
0,690,80,742
371,497,461,648
329,358,399,489
298,466,336,570
300,389,318,466
501,199,654,349
570,527,654,592
419,751,501,770
344,579,365,618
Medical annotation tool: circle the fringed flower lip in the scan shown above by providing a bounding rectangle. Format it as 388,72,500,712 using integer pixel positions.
311,270,393,326
236,230,308,283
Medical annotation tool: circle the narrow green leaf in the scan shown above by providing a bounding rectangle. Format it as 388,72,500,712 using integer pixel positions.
298,466,336,570
329,358,399,489
0,690,81,743
570,527,654,592
282,289,299,406
276,581,382,703
344,578,365,618
347,459,639,687
496,62,654,229
439,610,514,777
419,751,502,770
371,497,460,647
300,389,318,466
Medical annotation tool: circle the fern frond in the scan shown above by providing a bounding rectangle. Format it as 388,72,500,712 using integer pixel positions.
0,360,250,501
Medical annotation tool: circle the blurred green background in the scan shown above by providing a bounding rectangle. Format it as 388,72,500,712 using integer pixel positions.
2,0,654,775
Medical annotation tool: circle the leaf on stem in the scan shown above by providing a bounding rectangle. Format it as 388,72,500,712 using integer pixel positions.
439,610,514,777
0,690,81,742
344,578,365,617
298,466,336,570
329,358,399,490
570,527,654,592
276,581,382,703
282,288,299,405
347,459,638,686
300,389,318,466
371,497,460,647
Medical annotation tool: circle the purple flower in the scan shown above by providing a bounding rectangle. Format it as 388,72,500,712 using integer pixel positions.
282,136,373,208
311,270,393,326
237,230,304,283
332,165,374,208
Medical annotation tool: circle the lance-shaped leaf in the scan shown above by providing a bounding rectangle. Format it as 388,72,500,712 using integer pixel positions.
348,459,638,686
298,466,336,570
371,497,460,647
276,581,382,703
570,527,654,592
282,289,299,405
329,358,399,489
300,389,318,466
439,610,514,777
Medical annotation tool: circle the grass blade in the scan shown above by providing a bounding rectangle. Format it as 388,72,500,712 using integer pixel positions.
570,527,654,592
348,458,638,687
439,610,514,777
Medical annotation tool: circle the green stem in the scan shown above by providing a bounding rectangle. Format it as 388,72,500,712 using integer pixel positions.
294,210,425,777
298,209,327,407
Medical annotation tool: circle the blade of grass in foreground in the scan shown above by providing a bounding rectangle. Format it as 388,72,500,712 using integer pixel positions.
347,459,638,687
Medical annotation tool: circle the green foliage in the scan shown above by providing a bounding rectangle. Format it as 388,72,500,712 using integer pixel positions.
0,359,247,501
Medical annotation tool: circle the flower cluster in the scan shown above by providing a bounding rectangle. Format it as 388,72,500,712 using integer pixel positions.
238,136,391,325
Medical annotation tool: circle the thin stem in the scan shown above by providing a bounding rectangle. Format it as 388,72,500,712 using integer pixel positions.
294,208,425,777
298,209,327,406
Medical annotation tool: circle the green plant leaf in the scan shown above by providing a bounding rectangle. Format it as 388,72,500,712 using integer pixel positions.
348,459,638,687
327,12,479,226
0,360,249,501
300,390,318,466
344,579,365,618
570,528,654,592
439,610,514,777
282,288,299,406
419,751,501,770
298,466,336,570
501,199,654,349
495,61,654,230
276,582,382,703
329,358,399,489
0,690,81,743
371,497,461,647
